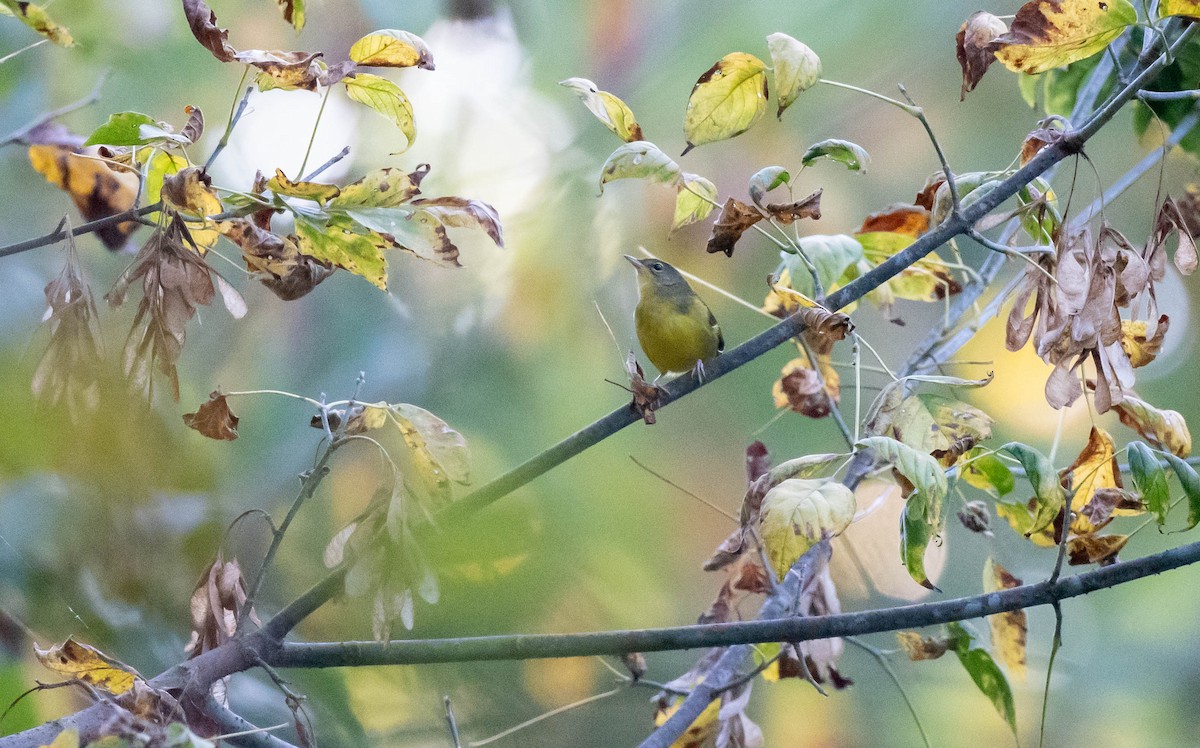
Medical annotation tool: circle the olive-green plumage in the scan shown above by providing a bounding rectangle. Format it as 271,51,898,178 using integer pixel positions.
625,255,724,376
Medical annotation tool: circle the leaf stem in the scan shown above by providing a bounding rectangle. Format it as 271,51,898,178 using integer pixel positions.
845,637,932,748
298,85,333,178
817,79,918,115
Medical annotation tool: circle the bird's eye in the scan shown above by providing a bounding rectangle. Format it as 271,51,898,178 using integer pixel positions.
652,263,664,271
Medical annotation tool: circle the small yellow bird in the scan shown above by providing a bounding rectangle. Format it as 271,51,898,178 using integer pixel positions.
625,255,724,378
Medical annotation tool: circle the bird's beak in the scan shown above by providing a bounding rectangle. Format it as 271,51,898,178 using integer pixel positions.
623,254,646,272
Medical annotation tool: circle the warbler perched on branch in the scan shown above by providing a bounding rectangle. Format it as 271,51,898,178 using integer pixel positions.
625,255,724,379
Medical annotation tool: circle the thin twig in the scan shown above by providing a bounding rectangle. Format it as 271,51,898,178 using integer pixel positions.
0,38,47,65
205,81,253,172
844,637,932,748
298,85,333,177
302,145,351,181
898,84,960,212
629,456,739,522
0,203,161,259
445,696,464,748
467,688,621,747
0,71,108,148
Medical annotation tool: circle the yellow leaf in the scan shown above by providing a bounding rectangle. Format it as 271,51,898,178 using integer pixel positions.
759,478,855,578
856,231,961,302
34,638,138,694
267,168,341,204
682,52,768,154
350,29,434,69
654,695,720,748
983,558,1027,679
389,403,470,509
1119,315,1169,368
329,165,429,209
1160,0,1200,18
295,215,389,290
0,0,73,46
672,172,717,232
234,49,323,91
161,166,224,250
1068,533,1129,564
993,0,1137,75
141,150,188,218
276,0,304,31
28,145,139,250
896,631,950,661
559,77,644,142
343,73,415,151
1064,426,1134,534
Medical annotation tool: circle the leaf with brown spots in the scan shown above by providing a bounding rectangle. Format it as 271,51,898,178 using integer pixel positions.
682,52,768,154
0,0,74,46
957,11,1007,99
1020,117,1067,165
235,49,325,91
1080,486,1141,526
267,168,341,204
1062,426,1130,534
896,631,950,661
182,0,237,62
983,559,1026,679
1120,314,1169,367
991,0,1136,75
410,196,505,248
329,164,430,209
28,144,139,250
219,218,335,300
1067,533,1128,565
34,638,138,694
183,391,240,441
858,203,930,238
706,197,764,256
1112,393,1192,457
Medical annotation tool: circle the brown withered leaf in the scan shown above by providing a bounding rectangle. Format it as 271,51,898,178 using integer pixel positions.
1149,197,1198,276
34,638,140,694
1067,533,1128,566
185,553,260,657
183,0,237,62
858,203,930,238
1176,183,1200,238
107,218,245,401
697,579,736,625
957,500,993,535
276,0,304,31
706,197,764,256
621,652,647,682
624,352,666,424
218,218,334,300
183,391,240,441
896,631,950,661
1120,315,1169,368
731,559,772,594
28,144,139,250
797,306,854,354
746,440,771,484
702,526,749,571
1020,117,1067,166
1080,487,1141,526
319,59,359,87
235,49,324,92
773,354,839,418
957,11,1008,99
764,188,822,225
181,105,204,145
914,174,945,212
983,559,1026,679
32,244,102,415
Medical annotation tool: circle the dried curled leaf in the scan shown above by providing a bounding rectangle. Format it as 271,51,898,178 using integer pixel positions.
958,500,993,535
705,197,764,256
773,353,839,418
957,11,1007,99
183,391,240,441
1067,533,1128,565
185,553,259,657
34,638,138,694
236,49,324,92
33,246,102,415
795,306,854,346
625,352,666,424
765,188,822,225
182,0,237,62
218,218,335,300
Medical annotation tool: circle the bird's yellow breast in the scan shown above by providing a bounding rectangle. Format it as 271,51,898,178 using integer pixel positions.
635,294,721,374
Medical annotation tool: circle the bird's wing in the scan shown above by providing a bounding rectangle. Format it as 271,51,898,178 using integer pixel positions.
708,307,725,352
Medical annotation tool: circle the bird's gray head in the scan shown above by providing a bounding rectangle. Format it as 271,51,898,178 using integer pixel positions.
623,255,689,291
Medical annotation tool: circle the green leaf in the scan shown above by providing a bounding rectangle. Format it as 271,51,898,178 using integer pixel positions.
883,394,994,461
83,112,157,147
275,0,304,32
1133,35,1200,157
961,448,1016,498
766,33,820,119
1000,442,1065,535
682,52,768,154
856,436,948,503
672,172,717,232
947,622,1017,735
343,73,415,151
780,234,864,298
900,491,937,589
350,29,434,69
1018,71,1040,108
764,453,846,486
801,139,870,172
1127,441,1171,527
344,205,465,268
328,166,428,209
747,166,790,208
598,141,681,193
759,478,855,578
295,215,390,289
1159,452,1200,530
0,0,73,46
560,77,644,143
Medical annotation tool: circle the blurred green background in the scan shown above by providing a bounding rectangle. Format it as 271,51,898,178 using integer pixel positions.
1,1,1199,746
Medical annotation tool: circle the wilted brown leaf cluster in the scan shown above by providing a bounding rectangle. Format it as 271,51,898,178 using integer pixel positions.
185,553,259,657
